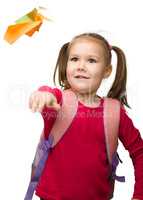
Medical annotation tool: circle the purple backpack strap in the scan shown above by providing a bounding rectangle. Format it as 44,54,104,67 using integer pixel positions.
24,135,53,200
24,89,78,200
103,97,125,183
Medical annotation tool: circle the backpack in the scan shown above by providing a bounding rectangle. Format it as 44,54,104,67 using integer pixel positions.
24,89,125,200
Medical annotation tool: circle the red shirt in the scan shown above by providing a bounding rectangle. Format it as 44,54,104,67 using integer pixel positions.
35,86,143,200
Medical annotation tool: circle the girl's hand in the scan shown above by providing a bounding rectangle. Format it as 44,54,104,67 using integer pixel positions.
29,91,61,112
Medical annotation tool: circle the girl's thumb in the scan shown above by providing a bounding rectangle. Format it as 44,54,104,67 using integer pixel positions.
52,102,61,111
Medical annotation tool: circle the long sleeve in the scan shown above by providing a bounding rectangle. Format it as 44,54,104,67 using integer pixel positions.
119,106,143,200
38,85,63,139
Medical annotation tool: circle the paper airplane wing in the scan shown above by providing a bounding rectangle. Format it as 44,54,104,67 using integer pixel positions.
4,8,46,44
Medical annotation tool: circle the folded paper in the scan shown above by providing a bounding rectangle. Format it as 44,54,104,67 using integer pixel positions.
4,8,48,44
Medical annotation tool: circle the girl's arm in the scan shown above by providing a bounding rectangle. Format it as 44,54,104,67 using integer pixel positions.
38,85,63,139
119,106,143,200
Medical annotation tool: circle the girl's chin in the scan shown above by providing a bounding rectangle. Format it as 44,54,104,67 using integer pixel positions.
71,86,93,94
68,81,95,93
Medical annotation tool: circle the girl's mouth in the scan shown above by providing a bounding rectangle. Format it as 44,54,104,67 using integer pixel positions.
75,75,90,79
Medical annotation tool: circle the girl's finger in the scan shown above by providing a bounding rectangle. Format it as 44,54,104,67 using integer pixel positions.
53,103,61,111
45,96,54,107
29,92,38,109
31,102,37,112
37,102,45,112
31,94,41,112
29,94,35,109
49,101,61,111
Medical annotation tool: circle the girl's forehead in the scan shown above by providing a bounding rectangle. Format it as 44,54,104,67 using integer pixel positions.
68,37,104,55
70,37,102,46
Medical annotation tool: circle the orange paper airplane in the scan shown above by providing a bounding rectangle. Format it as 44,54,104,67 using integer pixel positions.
4,8,48,44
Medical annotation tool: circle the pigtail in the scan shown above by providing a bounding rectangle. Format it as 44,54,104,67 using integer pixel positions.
53,42,70,89
107,46,131,109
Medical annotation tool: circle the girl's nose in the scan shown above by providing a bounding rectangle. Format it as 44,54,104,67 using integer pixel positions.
77,61,86,71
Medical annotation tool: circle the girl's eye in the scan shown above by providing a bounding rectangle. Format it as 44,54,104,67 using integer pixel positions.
88,58,97,63
69,57,78,62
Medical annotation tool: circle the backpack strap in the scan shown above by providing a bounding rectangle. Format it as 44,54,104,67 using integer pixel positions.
103,97,125,183
49,89,78,147
103,97,120,164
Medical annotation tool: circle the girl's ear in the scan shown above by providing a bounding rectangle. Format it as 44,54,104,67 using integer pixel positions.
103,65,112,79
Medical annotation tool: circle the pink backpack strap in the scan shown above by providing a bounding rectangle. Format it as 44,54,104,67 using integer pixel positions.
49,89,78,147
103,97,121,165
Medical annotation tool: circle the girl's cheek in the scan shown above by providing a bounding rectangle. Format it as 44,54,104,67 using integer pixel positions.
66,69,72,82
66,66,74,76
66,68,70,77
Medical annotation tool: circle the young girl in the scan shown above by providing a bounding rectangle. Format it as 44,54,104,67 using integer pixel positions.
29,33,143,200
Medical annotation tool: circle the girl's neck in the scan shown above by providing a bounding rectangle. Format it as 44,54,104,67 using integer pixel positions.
73,90,101,107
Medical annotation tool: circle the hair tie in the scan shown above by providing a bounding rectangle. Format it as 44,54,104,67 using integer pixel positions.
108,44,112,50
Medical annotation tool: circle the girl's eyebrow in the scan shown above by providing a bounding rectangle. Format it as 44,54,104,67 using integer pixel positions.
68,54,79,57
88,54,100,59
69,54,100,59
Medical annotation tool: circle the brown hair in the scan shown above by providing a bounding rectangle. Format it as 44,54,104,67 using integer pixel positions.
53,33,131,109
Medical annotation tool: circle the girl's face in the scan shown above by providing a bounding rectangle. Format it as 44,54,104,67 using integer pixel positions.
66,37,111,94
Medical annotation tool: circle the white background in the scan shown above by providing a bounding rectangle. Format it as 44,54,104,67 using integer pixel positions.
0,0,143,199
